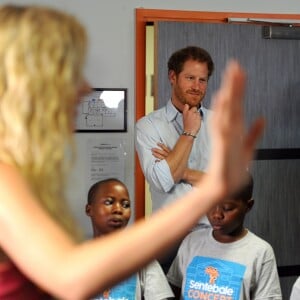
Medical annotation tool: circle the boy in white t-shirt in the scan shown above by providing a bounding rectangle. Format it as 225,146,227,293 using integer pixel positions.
167,173,282,300
86,178,174,300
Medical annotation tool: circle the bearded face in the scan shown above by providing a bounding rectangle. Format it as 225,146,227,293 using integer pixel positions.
169,59,209,111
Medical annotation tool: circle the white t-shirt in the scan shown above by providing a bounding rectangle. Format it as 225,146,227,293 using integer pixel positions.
167,228,282,300
290,276,300,300
92,260,174,300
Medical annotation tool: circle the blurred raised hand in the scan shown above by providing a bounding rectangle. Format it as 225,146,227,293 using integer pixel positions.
200,60,265,199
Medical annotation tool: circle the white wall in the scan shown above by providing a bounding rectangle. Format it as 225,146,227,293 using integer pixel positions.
2,0,299,236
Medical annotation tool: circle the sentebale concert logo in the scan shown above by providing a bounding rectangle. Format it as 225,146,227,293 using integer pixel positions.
183,256,246,299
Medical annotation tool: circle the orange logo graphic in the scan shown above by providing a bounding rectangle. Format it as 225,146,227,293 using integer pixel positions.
205,266,219,284
103,289,110,298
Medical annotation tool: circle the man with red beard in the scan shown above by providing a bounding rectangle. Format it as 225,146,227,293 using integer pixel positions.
135,46,214,273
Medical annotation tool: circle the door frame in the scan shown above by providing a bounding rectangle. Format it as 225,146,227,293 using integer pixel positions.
134,8,300,220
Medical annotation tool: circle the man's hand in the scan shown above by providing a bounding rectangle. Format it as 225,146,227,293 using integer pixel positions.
151,143,171,162
182,104,201,137
152,143,205,185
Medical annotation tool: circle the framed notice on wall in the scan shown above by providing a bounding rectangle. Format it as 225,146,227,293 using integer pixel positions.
75,88,127,132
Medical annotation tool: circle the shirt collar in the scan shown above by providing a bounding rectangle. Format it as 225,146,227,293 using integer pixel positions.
166,99,178,122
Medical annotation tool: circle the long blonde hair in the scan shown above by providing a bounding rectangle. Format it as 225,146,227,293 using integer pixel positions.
0,5,87,238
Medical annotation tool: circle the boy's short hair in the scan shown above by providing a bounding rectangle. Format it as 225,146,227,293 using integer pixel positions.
231,173,254,202
87,178,125,205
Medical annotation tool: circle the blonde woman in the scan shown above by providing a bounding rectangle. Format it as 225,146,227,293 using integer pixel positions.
0,4,264,300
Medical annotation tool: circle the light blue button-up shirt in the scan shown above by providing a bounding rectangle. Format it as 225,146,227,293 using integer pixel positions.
135,100,212,225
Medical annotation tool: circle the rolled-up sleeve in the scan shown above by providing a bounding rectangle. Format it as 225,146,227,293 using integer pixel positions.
135,116,175,193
